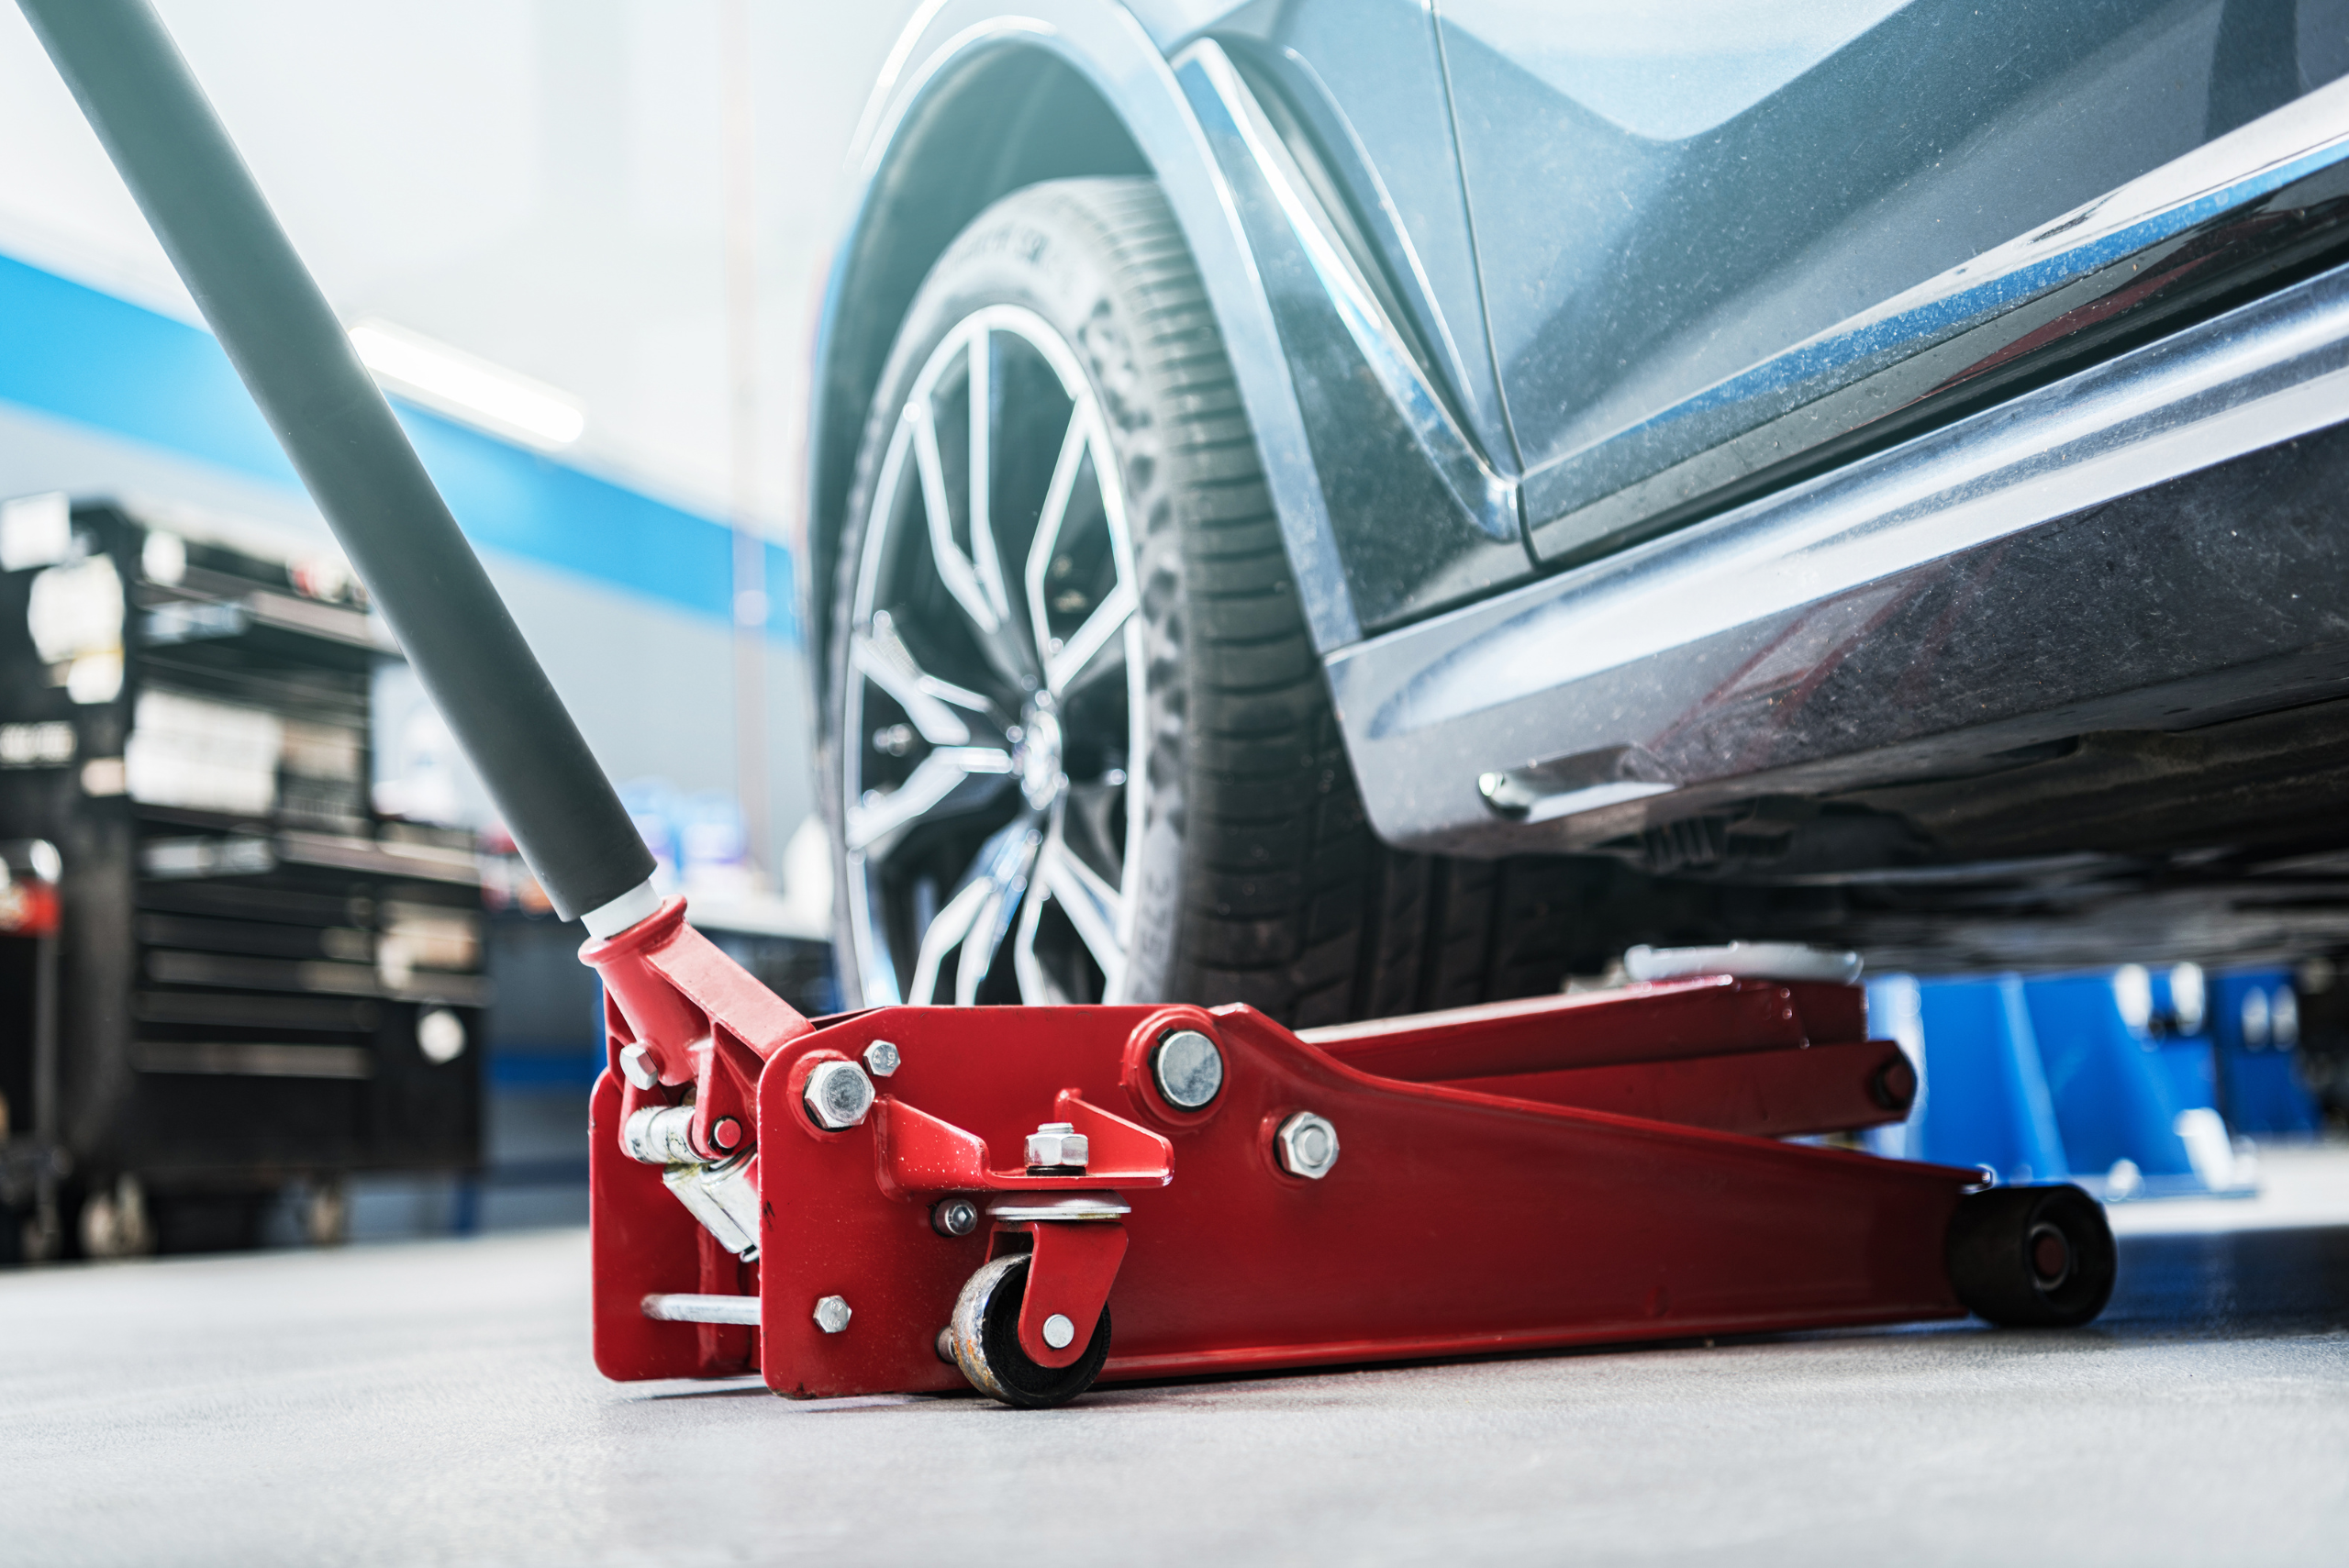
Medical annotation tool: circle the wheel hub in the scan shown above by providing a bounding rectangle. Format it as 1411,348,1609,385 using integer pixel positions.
1013,698,1065,811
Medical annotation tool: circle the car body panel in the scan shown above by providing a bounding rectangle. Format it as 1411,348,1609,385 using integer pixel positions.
1325,257,2349,856
1213,2,1519,474
1177,41,1531,628
816,1,2349,971
1438,0,2349,563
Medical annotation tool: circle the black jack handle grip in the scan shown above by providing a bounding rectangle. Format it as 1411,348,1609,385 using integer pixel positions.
19,0,657,929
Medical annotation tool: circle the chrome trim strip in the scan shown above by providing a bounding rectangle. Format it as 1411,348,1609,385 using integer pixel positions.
1524,74,2349,561
1327,258,2349,850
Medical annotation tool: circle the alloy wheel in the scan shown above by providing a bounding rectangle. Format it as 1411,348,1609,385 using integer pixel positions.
840,306,1146,1006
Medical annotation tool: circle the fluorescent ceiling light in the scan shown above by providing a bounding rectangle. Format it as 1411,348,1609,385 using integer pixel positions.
348,317,585,449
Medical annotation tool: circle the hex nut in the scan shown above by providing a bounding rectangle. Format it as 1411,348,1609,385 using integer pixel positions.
931,1196,980,1238
812,1295,852,1334
1152,1029,1224,1110
1024,1121,1089,1170
803,1060,875,1129
618,1043,659,1091
863,1039,901,1077
1275,1111,1340,1179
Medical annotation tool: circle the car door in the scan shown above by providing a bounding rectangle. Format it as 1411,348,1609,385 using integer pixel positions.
1435,0,2349,566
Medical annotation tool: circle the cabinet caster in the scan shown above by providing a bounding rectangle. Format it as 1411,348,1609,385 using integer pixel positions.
946,1253,1112,1408
1946,1184,2116,1328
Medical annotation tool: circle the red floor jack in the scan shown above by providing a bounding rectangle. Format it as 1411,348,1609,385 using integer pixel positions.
584,923,2114,1404
31,0,2117,1407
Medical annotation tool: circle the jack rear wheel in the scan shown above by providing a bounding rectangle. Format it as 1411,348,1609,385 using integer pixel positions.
1946,1184,2116,1328
947,1251,1111,1408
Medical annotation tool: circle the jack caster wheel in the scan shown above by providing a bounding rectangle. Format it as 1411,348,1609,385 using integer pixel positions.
1946,1183,2116,1328
948,1252,1111,1408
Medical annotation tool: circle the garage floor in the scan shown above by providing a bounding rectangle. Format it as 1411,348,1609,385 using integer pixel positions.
7,1150,2347,1567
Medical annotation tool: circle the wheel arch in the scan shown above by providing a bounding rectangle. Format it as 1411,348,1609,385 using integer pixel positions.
805,2,1355,713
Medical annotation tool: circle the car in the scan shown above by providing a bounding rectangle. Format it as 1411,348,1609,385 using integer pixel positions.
807,0,2349,1025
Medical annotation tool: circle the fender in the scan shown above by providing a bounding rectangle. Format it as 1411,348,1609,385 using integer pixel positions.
809,0,1360,669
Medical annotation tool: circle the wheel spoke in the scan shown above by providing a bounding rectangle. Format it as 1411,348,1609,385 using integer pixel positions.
907,875,991,1007
910,399,1000,636
843,747,1011,852
1023,395,1094,670
852,611,990,745
1045,584,1136,696
1010,881,1069,1005
1039,806,1126,998
967,331,1015,627
912,395,1037,689
952,816,1041,1006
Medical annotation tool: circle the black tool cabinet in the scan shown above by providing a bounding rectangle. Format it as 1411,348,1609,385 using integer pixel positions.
0,499,484,1256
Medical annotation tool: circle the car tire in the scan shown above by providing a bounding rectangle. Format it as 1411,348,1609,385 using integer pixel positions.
825,176,1592,1025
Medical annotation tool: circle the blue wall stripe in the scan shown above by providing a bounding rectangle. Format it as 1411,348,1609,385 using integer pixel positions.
0,250,795,642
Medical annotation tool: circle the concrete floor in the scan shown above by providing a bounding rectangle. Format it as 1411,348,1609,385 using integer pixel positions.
6,1155,2348,1566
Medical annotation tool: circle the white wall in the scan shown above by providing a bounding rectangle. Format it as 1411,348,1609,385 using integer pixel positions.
0,0,923,537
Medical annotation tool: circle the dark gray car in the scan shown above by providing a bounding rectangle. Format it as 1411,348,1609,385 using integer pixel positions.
809,0,2349,1024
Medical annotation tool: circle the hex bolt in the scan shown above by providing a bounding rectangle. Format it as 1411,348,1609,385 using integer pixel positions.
1041,1313,1076,1351
812,1295,852,1334
803,1060,875,1129
863,1039,902,1077
1275,1111,1340,1179
1152,1029,1224,1110
1024,1121,1089,1171
618,1042,659,1092
931,1196,980,1237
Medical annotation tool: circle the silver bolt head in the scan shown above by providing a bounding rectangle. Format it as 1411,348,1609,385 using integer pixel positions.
1041,1313,1075,1351
862,1039,901,1077
803,1060,875,1129
1152,1029,1224,1109
812,1295,852,1334
1025,1121,1089,1169
931,1196,980,1237
618,1042,658,1092
1275,1111,1340,1179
